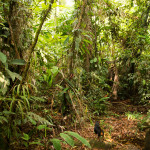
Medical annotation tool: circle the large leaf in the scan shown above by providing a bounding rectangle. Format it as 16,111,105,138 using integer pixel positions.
50,139,61,150
10,59,26,65
6,69,16,81
6,69,22,81
14,72,22,80
60,133,74,147
65,131,91,148
0,52,7,64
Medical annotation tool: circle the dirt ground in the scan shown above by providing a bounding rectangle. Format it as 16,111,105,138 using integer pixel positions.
60,99,149,150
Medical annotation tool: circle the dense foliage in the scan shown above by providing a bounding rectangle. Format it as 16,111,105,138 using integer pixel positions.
0,0,149,149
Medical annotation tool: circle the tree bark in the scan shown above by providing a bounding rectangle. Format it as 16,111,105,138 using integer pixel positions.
6,17,20,59
112,64,119,100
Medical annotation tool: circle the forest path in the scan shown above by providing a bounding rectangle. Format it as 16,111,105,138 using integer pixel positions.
62,100,149,150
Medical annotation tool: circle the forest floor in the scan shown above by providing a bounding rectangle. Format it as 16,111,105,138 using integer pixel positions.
25,98,150,150
59,99,149,150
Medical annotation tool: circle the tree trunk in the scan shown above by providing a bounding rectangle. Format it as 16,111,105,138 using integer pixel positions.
112,64,119,100
21,0,54,84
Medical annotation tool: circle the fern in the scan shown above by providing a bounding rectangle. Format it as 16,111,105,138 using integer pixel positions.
12,83,37,97
27,112,53,126
29,96,46,103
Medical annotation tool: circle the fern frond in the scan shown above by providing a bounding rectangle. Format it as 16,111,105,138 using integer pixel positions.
27,112,53,126
21,96,30,110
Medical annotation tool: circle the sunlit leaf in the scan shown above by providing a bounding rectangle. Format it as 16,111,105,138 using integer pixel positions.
65,131,91,148
37,124,47,130
60,133,74,147
10,59,26,65
21,133,30,141
0,52,7,64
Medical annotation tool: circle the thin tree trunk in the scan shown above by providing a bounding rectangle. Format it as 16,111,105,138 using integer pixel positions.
112,65,119,100
21,0,54,84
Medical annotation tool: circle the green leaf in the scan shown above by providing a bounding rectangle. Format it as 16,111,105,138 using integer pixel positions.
10,59,26,65
90,59,93,63
41,3,48,9
27,116,36,125
6,69,16,81
93,57,97,62
51,139,61,150
60,133,74,147
37,125,47,130
65,131,91,148
17,101,24,117
0,52,7,64
64,36,69,45
6,69,22,81
83,39,92,44
52,3,58,8
3,111,15,115
0,116,8,123
23,141,28,147
29,142,44,146
17,84,21,95
143,79,146,85
21,133,30,141
14,72,22,80
51,66,59,76
100,97,109,101
21,96,30,110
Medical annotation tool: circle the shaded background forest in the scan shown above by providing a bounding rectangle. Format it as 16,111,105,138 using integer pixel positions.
0,0,150,149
